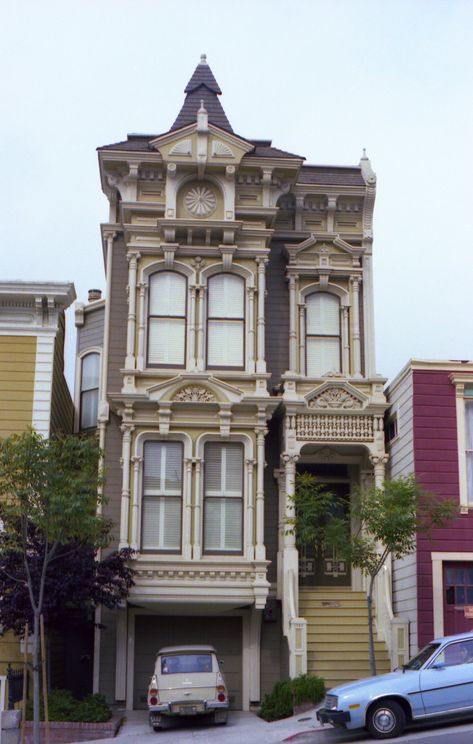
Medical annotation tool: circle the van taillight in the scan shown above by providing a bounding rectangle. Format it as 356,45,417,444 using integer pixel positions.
149,688,159,706
216,685,226,702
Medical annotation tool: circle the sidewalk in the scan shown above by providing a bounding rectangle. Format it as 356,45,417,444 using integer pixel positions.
77,708,332,744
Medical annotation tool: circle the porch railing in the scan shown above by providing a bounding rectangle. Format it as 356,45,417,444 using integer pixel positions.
287,568,307,678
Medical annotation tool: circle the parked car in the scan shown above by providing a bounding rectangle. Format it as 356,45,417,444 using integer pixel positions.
148,645,229,731
317,631,473,739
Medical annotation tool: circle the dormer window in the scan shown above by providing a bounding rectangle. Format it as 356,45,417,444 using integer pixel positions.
147,271,187,367
306,292,341,377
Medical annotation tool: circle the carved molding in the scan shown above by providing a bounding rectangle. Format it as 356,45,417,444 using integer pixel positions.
185,186,216,218
169,139,192,156
173,385,217,403
296,414,374,442
308,387,363,410
212,140,234,158
135,567,256,582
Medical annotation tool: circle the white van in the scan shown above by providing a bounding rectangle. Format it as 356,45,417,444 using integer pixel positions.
148,645,229,731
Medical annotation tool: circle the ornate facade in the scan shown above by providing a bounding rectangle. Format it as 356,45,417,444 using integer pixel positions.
77,55,392,709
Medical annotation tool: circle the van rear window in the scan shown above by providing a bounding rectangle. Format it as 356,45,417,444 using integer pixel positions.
161,654,213,674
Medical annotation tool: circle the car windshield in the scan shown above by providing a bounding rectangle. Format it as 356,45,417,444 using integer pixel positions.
403,643,441,670
160,654,213,675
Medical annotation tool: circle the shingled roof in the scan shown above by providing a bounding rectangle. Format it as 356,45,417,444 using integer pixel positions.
171,54,233,133
299,165,365,187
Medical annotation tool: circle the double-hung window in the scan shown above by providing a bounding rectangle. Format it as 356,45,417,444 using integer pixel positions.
203,442,243,553
148,272,186,367
80,352,100,429
306,292,341,377
207,274,244,369
142,441,183,552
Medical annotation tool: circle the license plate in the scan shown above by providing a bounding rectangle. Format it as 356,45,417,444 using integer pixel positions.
172,703,204,715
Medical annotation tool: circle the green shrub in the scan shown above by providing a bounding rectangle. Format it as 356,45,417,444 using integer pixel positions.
259,674,325,722
26,690,112,723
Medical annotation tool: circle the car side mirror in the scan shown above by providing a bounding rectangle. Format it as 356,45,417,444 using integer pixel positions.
431,662,445,670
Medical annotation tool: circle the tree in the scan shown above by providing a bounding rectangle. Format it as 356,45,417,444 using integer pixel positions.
0,431,118,744
287,473,457,676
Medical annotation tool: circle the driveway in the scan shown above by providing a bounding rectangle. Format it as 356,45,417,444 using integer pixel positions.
78,708,327,744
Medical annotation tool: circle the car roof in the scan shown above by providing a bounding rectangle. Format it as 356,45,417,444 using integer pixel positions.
157,645,217,654
432,631,473,644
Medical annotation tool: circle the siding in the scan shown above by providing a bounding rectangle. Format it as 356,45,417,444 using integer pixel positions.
264,416,281,583
77,305,105,354
412,369,473,647
103,413,123,550
50,312,74,434
107,237,128,393
386,368,418,654
265,241,289,387
0,335,36,437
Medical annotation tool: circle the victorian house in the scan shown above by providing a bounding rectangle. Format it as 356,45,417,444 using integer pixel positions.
76,56,404,710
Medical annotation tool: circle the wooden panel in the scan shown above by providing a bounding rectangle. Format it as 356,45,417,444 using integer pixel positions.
0,335,36,436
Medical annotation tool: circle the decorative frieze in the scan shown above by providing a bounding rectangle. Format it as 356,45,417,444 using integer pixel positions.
135,567,257,582
308,387,362,410
296,414,374,441
173,385,217,403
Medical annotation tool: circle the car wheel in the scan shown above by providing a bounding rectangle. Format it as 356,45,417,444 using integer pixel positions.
366,699,406,739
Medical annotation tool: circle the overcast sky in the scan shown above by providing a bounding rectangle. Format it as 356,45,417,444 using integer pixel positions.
2,0,472,389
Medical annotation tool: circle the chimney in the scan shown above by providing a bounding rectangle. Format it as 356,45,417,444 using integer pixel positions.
88,289,102,302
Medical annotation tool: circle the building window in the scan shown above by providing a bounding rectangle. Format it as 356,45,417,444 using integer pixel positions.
385,413,398,444
305,292,341,377
80,353,100,429
142,441,183,552
207,274,244,368
147,271,186,367
466,400,473,503
203,442,243,553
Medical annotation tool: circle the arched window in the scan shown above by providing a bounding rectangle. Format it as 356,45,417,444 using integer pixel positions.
80,352,100,429
203,442,243,554
306,292,341,377
207,274,244,369
142,441,183,552
148,271,186,367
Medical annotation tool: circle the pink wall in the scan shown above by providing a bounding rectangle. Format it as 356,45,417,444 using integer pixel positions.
413,369,473,645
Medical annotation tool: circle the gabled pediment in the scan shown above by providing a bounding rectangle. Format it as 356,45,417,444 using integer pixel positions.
146,375,244,405
150,124,253,166
285,232,363,265
305,381,368,410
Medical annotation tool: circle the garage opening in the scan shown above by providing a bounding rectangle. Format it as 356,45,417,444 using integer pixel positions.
133,615,243,709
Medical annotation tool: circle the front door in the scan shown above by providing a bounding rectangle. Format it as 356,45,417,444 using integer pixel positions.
443,562,473,635
299,482,351,588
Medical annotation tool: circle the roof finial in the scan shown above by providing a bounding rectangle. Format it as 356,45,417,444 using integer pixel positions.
200,53,207,65
359,148,376,184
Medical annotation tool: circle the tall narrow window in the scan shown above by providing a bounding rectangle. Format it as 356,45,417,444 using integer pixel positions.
142,441,183,552
207,274,244,368
203,442,243,553
80,352,100,429
148,271,186,366
466,400,473,504
306,292,341,377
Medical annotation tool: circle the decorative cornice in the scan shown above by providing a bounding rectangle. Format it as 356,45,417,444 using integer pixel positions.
308,387,363,410
173,385,217,403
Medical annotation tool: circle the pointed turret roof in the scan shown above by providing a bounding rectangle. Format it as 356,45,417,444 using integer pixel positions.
171,54,233,133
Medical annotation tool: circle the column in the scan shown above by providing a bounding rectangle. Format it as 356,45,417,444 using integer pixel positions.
193,458,202,559
196,286,205,371
298,302,305,375
342,306,350,375
256,258,268,373
350,276,362,378
282,453,299,549
188,286,197,369
136,282,146,370
288,275,297,373
125,251,140,369
130,455,142,550
119,424,134,548
183,458,193,559
255,424,267,560
247,286,256,373
246,458,256,560
370,454,389,489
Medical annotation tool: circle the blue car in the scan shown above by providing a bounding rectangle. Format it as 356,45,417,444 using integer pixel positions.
316,631,473,739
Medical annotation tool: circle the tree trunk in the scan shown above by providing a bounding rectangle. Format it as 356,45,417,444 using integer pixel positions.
33,611,41,744
367,575,377,677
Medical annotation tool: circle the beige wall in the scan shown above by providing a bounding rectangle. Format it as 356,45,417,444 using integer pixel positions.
0,336,36,438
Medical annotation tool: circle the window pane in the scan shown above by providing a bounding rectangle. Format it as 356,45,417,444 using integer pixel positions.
144,442,182,494
306,293,340,335
142,496,181,550
148,318,185,365
204,443,243,496
208,274,244,318
306,337,340,376
149,272,186,316
207,320,243,367
82,353,100,391
204,498,242,551
457,586,465,605
80,389,98,429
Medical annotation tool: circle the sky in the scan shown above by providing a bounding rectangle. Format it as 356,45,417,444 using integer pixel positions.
1,0,472,390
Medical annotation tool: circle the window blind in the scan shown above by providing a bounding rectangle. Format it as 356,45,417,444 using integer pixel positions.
207,320,244,367
81,353,100,391
149,272,186,315
148,318,185,365
142,442,182,550
203,442,243,552
306,293,340,335
208,274,244,318
306,337,340,377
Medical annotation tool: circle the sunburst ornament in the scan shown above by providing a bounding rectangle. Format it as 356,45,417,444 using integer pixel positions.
185,186,217,217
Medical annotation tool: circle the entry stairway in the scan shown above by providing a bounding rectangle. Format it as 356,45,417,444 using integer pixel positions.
299,587,391,689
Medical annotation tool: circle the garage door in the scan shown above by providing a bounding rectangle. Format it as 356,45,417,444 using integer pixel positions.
133,615,242,709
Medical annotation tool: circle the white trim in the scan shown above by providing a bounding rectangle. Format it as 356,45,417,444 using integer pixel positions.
299,281,349,305
32,334,56,437
431,552,473,637
450,375,473,511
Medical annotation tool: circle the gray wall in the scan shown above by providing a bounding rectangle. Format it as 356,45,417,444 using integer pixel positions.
265,241,289,388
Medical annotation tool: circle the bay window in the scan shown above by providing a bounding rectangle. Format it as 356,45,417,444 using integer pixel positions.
80,352,100,429
306,292,341,377
207,274,244,369
203,442,243,553
142,441,183,552
148,271,186,366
